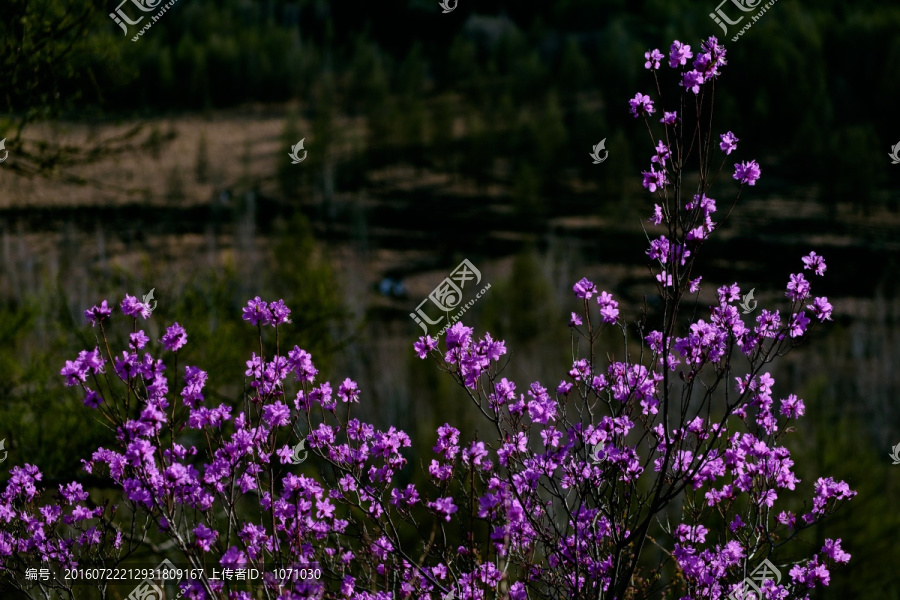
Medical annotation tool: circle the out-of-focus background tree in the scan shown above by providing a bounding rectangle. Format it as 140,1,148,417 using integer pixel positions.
1,0,899,597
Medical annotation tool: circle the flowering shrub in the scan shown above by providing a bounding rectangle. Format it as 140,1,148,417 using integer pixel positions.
0,37,854,600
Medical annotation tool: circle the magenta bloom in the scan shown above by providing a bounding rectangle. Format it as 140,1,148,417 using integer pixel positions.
160,322,188,352
193,523,218,552
786,273,811,301
733,160,761,185
649,204,664,225
429,497,458,522
644,48,664,70
660,111,678,125
269,299,292,325
719,131,739,155
121,295,152,320
597,291,619,324
413,335,438,358
628,93,656,118
642,168,668,193
445,322,473,350
129,331,149,350
242,296,271,326
802,251,827,276
651,140,670,166
822,539,851,564
84,300,112,326
573,277,598,299
807,297,833,321
668,40,693,68
780,394,806,419
681,70,705,94
338,378,360,403
693,36,727,79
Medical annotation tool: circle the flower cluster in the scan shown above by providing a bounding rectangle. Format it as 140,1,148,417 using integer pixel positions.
636,36,761,195
0,37,854,600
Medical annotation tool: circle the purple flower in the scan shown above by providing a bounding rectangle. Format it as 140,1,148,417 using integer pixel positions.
789,311,811,337
693,36,727,79
822,539,851,564
276,445,294,464
445,322,473,350
597,291,619,324
719,131,739,155
807,297,833,321
651,140,671,166
650,204,664,225
121,295,152,320
656,270,673,288
802,251,827,276
338,378,360,403
181,366,208,408
262,402,290,428
668,40,693,68
269,299,292,325
778,511,797,528
569,312,582,327
780,394,805,419
160,322,188,352
129,331,149,350
628,93,656,118
786,273,811,301
681,70,705,94
660,111,678,125
733,160,761,185
241,296,271,326
84,301,112,326
287,346,318,382
644,48,664,70
573,277,598,299
59,482,88,504
413,335,438,358
642,168,668,193
527,384,556,424
689,277,702,294
428,497,458,522
61,348,105,386
84,389,102,408
220,546,247,568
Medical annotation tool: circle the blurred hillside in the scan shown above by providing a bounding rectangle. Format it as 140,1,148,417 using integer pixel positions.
3,0,900,211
